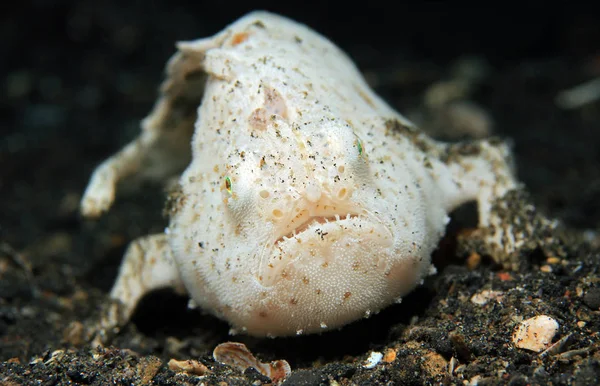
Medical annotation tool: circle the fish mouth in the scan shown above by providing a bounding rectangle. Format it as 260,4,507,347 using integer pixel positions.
274,213,359,245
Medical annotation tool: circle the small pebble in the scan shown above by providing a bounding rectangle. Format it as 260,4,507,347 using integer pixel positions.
546,256,561,265
136,356,163,383
382,348,397,363
582,287,600,310
466,252,481,270
421,351,449,378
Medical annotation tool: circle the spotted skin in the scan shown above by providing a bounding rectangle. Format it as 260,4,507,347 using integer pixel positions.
82,12,535,340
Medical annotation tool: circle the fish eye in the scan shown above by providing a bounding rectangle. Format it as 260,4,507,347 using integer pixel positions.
354,136,364,156
225,176,233,195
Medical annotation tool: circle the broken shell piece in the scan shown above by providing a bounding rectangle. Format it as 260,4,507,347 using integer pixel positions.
168,358,209,375
512,315,559,352
213,342,291,383
363,351,383,369
470,290,504,305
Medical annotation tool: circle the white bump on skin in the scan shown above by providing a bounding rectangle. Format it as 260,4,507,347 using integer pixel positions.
305,181,322,203
81,11,523,339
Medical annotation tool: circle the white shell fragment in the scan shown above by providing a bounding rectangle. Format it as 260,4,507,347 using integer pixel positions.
79,11,545,341
512,315,559,352
470,290,504,305
363,351,384,369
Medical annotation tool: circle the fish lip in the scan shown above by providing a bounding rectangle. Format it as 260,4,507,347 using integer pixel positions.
274,213,359,245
